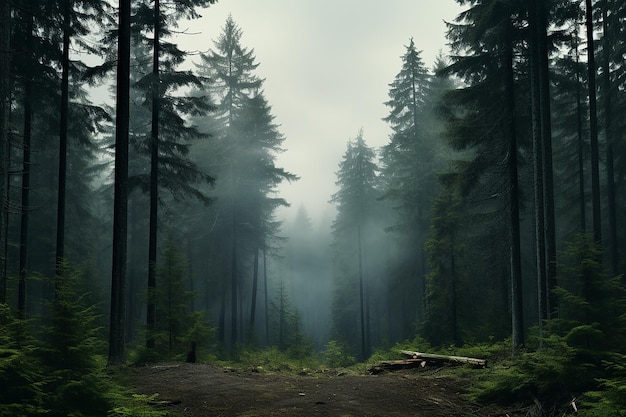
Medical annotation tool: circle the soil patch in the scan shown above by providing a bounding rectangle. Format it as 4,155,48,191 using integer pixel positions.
128,362,524,417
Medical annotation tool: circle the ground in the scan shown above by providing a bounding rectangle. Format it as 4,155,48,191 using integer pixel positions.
128,362,526,417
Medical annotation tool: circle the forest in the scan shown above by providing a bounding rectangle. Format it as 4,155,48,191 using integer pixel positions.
1,0,626,415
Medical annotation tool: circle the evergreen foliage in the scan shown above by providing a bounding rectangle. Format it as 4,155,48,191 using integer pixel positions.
0,304,45,416
330,131,382,359
40,263,113,417
136,241,213,362
474,236,626,413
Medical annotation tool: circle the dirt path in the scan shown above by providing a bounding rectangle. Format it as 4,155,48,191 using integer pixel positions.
129,363,522,417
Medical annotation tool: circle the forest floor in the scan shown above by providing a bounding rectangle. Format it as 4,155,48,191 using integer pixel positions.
128,362,527,417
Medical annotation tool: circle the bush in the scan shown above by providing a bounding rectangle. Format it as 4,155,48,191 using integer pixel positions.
322,340,356,368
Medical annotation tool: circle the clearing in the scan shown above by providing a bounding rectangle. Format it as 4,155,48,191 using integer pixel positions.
128,362,525,416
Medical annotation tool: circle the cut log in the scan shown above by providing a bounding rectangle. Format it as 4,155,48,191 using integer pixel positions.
400,350,487,368
368,359,427,374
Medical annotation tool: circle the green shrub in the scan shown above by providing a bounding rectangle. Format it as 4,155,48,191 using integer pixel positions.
322,340,356,368
40,263,114,417
0,304,47,417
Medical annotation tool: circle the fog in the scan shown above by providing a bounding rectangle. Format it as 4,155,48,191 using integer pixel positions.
176,0,463,226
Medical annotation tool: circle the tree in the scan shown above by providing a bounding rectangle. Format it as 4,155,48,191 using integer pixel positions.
331,130,380,359
380,39,437,332
585,0,602,248
231,93,296,337
600,0,618,274
0,0,10,303
441,0,527,351
195,15,262,352
527,0,559,327
423,178,464,346
131,0,217,350
194,16,295,352
108,0,131,366
53,0,110,286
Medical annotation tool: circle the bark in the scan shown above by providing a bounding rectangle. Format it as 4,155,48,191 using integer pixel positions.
358,224,366,359
0,0,9,304
450,238,458,345
504,18,524,352
398,350,487,367
263,243,269,345
146,0,160,350
249,247,259,328
18,12,35,320
536,0,557,318
108,0,131,366
230,206,238,351
55,0,71,286
585,0,603,248
602,1,617,275
529,0,547,327
574,29,586,232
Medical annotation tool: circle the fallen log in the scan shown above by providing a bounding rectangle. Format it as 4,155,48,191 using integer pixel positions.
400,350,487,368
368,359,428,374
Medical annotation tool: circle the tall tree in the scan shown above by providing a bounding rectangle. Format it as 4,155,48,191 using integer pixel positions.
233,93,296,333
0,0,10,303
585,0,602,248
17,4,35,319
601,0,617,274
108,0,131,365
331,131,379,359
380,38,438,336
53,0,110,285
133,0,217,350
55,0,71,285
529,0,558,320
441,0,526,350
129,0,216,348
195,15,263,351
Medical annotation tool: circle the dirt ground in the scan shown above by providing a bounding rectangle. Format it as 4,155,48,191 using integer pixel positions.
128,362,525,417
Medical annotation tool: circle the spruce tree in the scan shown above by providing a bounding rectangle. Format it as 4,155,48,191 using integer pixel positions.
330,131,380,359
380,39,444,338
194,16,295,352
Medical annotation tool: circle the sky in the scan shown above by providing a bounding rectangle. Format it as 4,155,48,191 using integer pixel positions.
176,1,463,228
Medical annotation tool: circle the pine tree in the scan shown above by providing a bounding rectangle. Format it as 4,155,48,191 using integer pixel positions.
423,179,464,346
585,0,603,248
441,0,527,350
380,39,447,339
109,0,131,366
131,0,216,351
0,0,10,304
331,131,380,359
194,16,295,352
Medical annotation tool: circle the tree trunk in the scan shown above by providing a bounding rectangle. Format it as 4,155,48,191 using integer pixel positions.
574,28,586,233
230,206,238,352
249,247,259,329
585,0,603,248
263,242,269,345
531,23,548,324
536,0,557,319
0,0,10,304
18,12,35,320
400,350,488,367
602,1,617,275
146,0,160,350
504,18,524,352
528,0,547,336
450,238,458,345
108,0,131,366
358,224,368,359
55,0,71,287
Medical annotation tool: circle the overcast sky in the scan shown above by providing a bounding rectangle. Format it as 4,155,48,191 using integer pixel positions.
176,1,463,227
